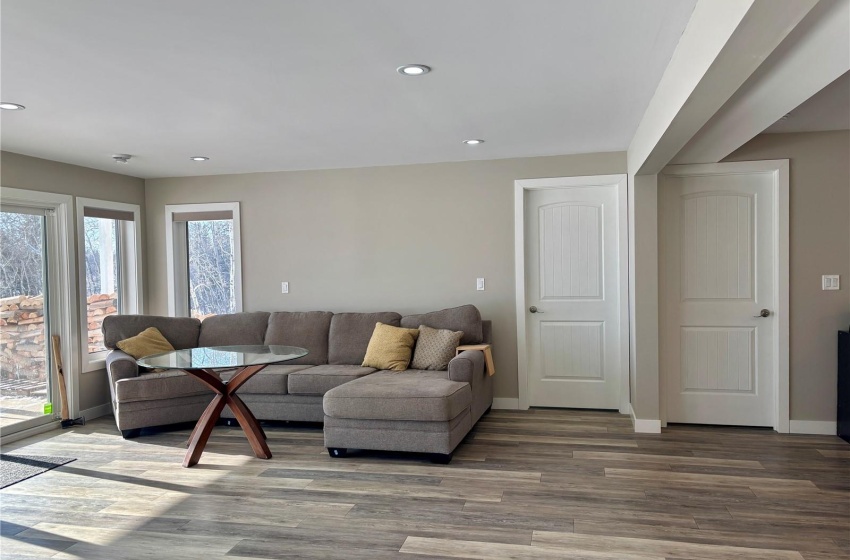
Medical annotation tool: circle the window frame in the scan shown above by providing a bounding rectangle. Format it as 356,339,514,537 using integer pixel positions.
164,202,242,318
76,198,143,373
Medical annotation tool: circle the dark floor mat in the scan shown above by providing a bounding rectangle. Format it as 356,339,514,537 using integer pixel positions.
0,454,76,489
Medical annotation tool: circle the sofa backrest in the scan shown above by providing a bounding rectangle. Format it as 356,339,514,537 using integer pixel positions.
264,311,333,365
198,311,271,347
328,312,402,365
102,314,201,350
104,306,488,363
482,320,492,345
400,304,483,345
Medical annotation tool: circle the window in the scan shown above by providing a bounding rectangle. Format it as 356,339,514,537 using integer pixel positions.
165,202,242,318
76,199,142,372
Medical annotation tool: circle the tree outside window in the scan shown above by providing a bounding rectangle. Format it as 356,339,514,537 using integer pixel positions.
83,216,121,353
187,219,235,319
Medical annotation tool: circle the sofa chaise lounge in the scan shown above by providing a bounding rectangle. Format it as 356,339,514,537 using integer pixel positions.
102,305,493,462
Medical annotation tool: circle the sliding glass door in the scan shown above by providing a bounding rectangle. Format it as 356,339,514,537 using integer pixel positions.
0,205,55,432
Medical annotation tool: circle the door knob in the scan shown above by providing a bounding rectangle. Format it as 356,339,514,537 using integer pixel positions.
753,309,770,318
529,306,543,313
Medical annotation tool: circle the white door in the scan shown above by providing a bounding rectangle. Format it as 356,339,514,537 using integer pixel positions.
523,176,626,410
660,162,783,427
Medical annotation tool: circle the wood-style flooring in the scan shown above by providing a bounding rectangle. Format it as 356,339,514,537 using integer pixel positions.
1,409,848,559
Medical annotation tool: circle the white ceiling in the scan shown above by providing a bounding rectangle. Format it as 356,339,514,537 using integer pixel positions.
0,0,695,179
763,71,850,134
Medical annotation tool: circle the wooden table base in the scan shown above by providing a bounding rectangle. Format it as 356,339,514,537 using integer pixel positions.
182,364,271,468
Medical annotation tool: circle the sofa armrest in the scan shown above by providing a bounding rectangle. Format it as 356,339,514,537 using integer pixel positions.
447,350,485,384
106,349,140,388
448,350,492,421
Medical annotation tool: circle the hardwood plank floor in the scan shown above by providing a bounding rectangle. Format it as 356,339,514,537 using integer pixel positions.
1,408,848,559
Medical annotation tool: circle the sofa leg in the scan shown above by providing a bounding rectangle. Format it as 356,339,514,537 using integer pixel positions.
430,452,453,465
327,447,348,458
484,405,492,415
121,428,141,439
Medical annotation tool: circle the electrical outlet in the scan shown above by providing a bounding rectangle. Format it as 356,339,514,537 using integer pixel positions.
476,278,485,291
822,275,839,290
281,281,289,294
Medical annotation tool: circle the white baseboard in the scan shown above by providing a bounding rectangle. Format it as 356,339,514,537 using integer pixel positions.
0,420,61,446
80,403,113,421
492,398,519,410
630,404,661,434
789,420,837,435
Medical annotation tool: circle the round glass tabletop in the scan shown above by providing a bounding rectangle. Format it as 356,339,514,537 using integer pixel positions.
136,345,308,370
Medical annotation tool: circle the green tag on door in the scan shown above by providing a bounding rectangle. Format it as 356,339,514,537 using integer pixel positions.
44,402,53,415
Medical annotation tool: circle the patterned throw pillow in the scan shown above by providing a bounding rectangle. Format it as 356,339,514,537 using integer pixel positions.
361,322,420,371
410,325,464,371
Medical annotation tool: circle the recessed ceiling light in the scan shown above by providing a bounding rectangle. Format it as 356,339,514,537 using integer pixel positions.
0,102,25,110
397,64,431,76
190,156,209,161
463,139,484,145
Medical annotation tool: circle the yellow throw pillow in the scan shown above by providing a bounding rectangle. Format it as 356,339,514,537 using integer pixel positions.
362,322,420,372
116,327,175,359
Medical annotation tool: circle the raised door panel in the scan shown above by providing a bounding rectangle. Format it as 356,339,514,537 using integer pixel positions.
680,327,754,393
538,203,602,300
540,321,604,380
680,193,753,301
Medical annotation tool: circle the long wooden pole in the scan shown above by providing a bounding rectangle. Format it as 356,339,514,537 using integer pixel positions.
51,335,70,421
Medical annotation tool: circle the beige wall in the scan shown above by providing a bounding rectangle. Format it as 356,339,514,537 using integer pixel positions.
145,152,626,400
1,151,146,411
628,173,660,422
7,132,844,421
4,129,844,422
723,131,850,422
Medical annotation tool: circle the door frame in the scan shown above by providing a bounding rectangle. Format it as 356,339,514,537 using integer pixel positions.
658,160,790,432
0,187,78,440
514,174,630,413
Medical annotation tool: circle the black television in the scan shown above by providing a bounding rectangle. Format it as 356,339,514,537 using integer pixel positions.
839,327,850,443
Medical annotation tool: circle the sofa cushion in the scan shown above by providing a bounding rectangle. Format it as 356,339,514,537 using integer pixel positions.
116,327,174,359
115,370,210,403
264,311,332,365
410,325,464,370
103,315,200,350
323,371,471,422
400,305,483,345
220,364,310,394
361,323,419,372
287,364,376,396
328,312,402,365
198,312,271,347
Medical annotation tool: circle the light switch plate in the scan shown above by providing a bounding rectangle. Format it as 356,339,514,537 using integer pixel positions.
281,281,289,294
476,278,485,291
822,275,839,290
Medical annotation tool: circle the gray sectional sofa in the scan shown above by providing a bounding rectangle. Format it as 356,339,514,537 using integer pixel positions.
102,305,493,462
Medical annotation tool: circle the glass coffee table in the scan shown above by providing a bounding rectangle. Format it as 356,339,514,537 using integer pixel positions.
138,345,308,467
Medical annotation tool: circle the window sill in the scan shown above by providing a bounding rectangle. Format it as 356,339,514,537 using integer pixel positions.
82,355,108,373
